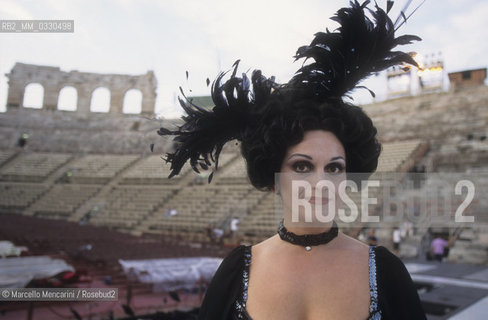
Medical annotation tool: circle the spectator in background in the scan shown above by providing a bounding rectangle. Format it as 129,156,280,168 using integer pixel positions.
205,223,216,243
230,218,239,243
430,235,449,262
366,228,378,246
401,219,414,238
420,227,434,261
393,226,402,255
164,208,178,218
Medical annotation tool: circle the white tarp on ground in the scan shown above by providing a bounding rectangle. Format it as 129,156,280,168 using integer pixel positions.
119,257,223,292
0,241,28,257
0,256,75,288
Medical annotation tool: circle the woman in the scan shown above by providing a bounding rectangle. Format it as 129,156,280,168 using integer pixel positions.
158,1,427,319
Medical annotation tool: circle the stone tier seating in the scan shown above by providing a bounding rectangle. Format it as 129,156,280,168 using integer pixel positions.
0,182,48,211
138,185,262,238
64,154,139,184
238,192,277,238
31,184,100,219
0,152,71,182
121,153,238,185
88,186,177,230
0,150,16,166
121,155,191,184
216,157,249,184
377,140,423,172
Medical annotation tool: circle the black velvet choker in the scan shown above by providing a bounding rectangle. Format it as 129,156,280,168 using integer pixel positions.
277,219,339,251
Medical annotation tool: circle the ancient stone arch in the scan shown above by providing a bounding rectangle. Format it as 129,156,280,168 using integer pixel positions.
5,62,157,114
58,86,78,111
22,83,44,108
123,89,143,114
90,87,111,112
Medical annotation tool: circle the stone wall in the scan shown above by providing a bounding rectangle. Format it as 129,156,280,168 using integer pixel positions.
364,85,488,172
0,108,174,154
5,63,157,114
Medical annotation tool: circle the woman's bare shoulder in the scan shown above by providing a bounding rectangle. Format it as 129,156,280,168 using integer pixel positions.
316,232,370,265
248,234,280,257
334,232,369,252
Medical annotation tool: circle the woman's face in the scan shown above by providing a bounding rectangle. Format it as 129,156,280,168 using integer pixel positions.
277,130,346,227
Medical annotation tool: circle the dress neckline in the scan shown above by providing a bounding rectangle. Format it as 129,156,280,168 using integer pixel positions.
234,245,382,320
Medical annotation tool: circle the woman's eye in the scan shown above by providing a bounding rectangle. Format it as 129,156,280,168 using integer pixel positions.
292,161,312,173
326,163,345,174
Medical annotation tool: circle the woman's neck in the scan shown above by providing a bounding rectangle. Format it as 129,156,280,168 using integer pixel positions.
283,220,334,235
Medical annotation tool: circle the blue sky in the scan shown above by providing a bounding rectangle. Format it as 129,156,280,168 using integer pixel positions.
1,0,487,117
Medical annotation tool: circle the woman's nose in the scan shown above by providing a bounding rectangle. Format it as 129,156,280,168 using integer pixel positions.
307,169,329,185
307,170,344,194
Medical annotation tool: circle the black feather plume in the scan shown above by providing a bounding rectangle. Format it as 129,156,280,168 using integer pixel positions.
158,61,277,179
387,0,394,13
122,304,135,317
158,0,422,183
288,0,421,100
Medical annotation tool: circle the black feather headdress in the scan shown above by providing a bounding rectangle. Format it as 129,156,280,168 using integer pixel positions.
288,0,421,101
158,0,421,181
157,61,277,181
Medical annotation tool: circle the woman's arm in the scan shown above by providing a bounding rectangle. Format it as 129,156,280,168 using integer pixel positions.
198,245,246,320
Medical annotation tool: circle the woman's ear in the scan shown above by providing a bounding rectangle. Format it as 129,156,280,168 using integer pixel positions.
273,173,281,195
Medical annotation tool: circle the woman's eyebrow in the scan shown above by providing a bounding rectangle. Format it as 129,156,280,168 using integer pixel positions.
330,156,345,161
287,153,313,161
288,154,346,161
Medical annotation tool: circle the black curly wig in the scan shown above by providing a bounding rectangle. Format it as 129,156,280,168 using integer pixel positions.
240,93,381,191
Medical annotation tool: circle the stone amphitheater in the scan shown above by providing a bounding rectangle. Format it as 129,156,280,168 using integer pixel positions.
1,65,488,267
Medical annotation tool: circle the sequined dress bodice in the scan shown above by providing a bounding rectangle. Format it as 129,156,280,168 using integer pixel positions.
233,245,382,320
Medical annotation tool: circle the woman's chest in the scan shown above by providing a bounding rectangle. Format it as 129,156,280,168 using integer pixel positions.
244,254,371,320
